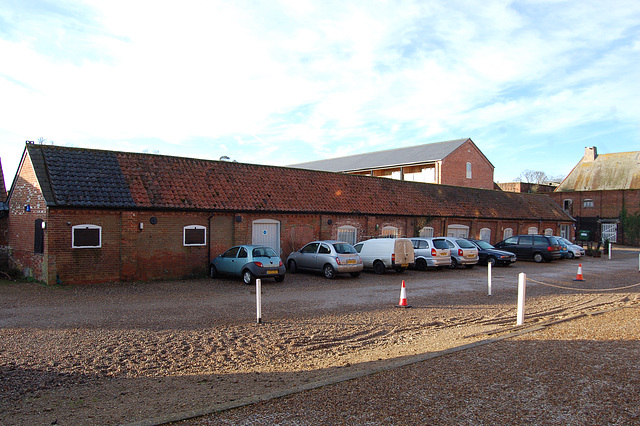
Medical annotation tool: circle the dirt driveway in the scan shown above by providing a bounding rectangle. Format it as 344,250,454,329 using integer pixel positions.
2,248,639,425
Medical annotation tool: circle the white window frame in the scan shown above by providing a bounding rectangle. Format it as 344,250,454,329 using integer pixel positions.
183,225,207,246
479,228,491,242
337,225,357,245
72,224,102,248
381,226,399,237
528,226,538,235
466,162,472,179
583,199,594,208
503,228,513,239
544,228,553,236
419,226,434,238
447,224,469,238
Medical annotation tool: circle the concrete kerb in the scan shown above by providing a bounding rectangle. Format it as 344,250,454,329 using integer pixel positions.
125,305,632,426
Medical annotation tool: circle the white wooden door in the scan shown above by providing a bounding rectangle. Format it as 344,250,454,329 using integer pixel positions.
252,219,281,254
601,223,617,243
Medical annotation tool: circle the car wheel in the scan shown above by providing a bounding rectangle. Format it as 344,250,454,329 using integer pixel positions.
349,272,361,278
415,258,427,271
274,275,285,283
210,264,218,278
566,252,574,259
533,253,544,263
372,260,386,275
487,256,496,267
323,264,336,279
288,260,297,273
449,258,459,269
242,269,255,285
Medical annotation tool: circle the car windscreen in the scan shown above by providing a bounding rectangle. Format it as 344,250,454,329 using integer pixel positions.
456,239,476,249
333,243,357,254
474,240,494,249
252,247,278,258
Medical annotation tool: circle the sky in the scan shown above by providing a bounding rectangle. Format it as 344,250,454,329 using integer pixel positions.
1,0,639,189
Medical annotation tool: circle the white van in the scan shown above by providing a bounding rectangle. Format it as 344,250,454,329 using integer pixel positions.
353,238,415,274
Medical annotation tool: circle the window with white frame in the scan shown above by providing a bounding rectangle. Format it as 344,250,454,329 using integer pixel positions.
528,226,538,235
72,224,102,248
337,225,357,245
183,225,206,246
479,228,491,242
419,226,434,237
447,224,469,238
466,162,472,179
583,199,594,208
503,228,513,239
544,228,553,236
381,226,399,237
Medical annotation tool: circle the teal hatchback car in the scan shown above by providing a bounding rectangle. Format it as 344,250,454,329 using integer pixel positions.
210,245,286,284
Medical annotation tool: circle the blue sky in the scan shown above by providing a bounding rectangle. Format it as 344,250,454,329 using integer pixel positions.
1,0,639,187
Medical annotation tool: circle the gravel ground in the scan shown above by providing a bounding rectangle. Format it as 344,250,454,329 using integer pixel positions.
1,248,639,425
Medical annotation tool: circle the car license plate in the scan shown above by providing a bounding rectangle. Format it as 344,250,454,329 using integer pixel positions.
347,259,356,264
401,263,408,268
466,254,475,258
266,270,278,275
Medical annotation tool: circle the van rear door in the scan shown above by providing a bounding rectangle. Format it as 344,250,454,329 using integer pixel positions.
394,239,415,266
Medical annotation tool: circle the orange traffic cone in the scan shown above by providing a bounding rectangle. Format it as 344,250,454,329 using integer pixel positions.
397,280,411,308
574,263,584,281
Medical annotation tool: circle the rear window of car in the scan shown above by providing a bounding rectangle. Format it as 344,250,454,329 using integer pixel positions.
432,240,449,249
456,239,476,249
533,236,549,246
333,243,356,254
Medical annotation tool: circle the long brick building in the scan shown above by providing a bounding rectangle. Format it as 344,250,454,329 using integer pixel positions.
3,142,573,284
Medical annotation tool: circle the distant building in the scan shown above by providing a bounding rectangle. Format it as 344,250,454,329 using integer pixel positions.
548,147,640,244
290,138,495,190
497,182,558,193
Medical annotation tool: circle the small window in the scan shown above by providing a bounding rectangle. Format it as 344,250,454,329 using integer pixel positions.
381,226,399,238
527,226,538,235
72,224,102,248
563,199,573,211
479,228,491,242
318,244,331,254
238,247,248,258
419,226,434,238
34,219,44,254
337,225,357,245
583,199,594,208
466,162,472,179
184,225,206,246
301,243,319,254
544,228,553,236
503,228,513,239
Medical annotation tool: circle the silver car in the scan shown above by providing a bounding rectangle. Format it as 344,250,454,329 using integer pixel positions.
287,240,364,279
557,237,585,259
433,237,479,268
410,237,451,270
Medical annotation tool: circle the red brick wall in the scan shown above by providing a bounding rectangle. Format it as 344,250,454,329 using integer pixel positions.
441,140,495,189
548,189,640,219
7,153,47,279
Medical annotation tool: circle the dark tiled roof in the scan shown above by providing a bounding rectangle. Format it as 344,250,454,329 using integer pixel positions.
27,144,136,208
289,138,474,172
24,144,571,221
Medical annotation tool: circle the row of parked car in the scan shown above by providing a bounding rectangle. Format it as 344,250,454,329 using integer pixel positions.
209,234,585,284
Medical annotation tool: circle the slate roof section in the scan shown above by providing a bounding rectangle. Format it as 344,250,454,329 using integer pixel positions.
22,143,571,221
26,144,136,208
555,151,640,191
289,138,474,172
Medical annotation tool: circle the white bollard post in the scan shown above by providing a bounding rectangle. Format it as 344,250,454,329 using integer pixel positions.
608,242,612,260
256,279,262,324
487,262,492,296
517,273,526,326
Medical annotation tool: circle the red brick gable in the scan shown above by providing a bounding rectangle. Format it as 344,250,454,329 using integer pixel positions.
19,143,571,221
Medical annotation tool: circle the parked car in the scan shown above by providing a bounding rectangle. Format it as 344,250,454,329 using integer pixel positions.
494,235,562,263
210,245,286,284
433,237,479,268
286,240,363,278
555,238,569,259
409,237,451,270
466,239,516,266
353,238,415,274
556,237,585,259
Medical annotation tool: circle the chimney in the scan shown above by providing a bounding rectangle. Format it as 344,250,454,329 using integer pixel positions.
583,147,597,162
